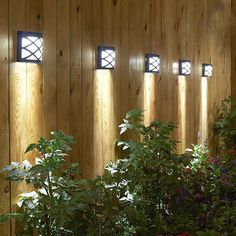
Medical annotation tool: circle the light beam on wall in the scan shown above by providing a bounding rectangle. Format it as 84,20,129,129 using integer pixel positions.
200,77,208,144
17,31,43,63
143,73,156,125
177,76,187,153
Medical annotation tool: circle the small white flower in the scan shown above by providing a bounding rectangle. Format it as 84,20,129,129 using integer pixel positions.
22,160,32,169
105,183,116,189
3,162,20,172
20,191,38,198
120,191,133,202
105,166,117,175
17,191,38,208
35,157,43,164
185,148,193,152
17,200,23,207
45,153,52,158
119,179,128,187
11,162,20,167
38,188,48,195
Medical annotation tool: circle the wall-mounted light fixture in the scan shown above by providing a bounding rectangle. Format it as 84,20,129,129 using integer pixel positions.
17,31,43,63
97,46,115,69
179,60,191,76
145,53,160,73
202,63,212,78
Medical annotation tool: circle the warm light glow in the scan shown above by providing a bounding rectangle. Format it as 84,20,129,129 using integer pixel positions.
177,76,186,153
202,64,213,78
145,54,160,73
97,46,115,69
12,63,27,106
172,62,179,74
94,69,115,175
200,77,208,144
143,73,156,125
17,31,43,63
179,60,191,76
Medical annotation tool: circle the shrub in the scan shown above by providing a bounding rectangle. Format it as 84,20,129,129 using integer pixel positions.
0,98,235,235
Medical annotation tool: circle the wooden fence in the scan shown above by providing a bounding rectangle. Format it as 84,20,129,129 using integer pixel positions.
0,0,232,235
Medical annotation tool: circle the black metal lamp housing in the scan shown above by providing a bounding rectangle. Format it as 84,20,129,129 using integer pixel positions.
202,63,213,78
145,53,160,73
17,31,43,63
179,59,191,76
97,46,115,69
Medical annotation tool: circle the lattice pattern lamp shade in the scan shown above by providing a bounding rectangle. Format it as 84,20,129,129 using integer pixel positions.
179,60,191,76
145,54,160,73
202,63,213,78
17,31,43,63
97,46,115,69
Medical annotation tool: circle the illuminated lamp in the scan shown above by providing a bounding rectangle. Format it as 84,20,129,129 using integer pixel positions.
17,31,43,63
97,46,115,69
202,63,213,78
179,60,191,76
145,53,160,73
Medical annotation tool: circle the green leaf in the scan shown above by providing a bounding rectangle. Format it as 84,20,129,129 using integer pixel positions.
25,143,36,153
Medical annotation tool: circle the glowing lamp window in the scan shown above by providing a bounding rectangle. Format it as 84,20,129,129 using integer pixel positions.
202,63,213,78
17,31,43,63
97,46,115,69
145,54,160,73
179,60,191,76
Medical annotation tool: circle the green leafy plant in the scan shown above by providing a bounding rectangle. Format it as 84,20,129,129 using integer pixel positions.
214,97,236,149
0,131,101,235
1,100,236,236
212,97,236,235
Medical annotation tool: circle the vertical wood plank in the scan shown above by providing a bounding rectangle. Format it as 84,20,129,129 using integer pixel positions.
56,0,70,136
232,0,236,100
92,0,104,175
128,0,144,111
9,0,27,234
119,0,129,121
43,0,57,137
101,0,116,169
111,0,122,160
26,0,43,163
0,0,10,235
184,0,195,148
81,0,94,177
196,0,209,145
70,0,82,164
143,0,160,125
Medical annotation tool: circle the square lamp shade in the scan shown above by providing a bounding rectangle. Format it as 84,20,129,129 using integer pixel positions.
202,63,213,78
17,31,43,63
97,46,115,69
145,54,160,73
179,60,191,76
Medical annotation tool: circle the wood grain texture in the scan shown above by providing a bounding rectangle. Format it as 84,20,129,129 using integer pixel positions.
43,0,57,137
57,0,71,136
232,0,236,99
9,0,27,234
0,0,10,235
26,0,43,163
70,0,82,164
81,0,94,177
0,2,233,234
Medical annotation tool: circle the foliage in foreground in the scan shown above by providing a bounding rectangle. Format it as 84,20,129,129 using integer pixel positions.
0,98,235,236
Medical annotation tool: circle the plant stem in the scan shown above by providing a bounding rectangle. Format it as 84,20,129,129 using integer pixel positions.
44,204,51,235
